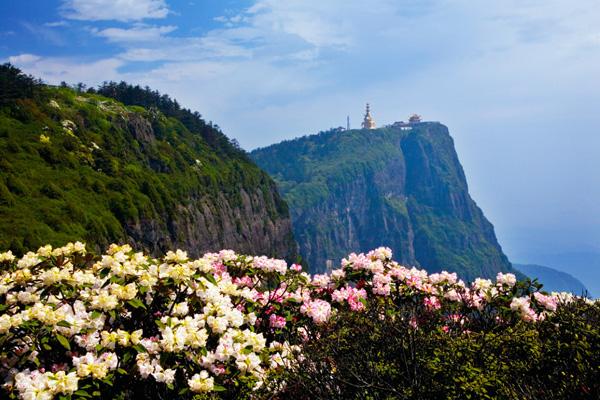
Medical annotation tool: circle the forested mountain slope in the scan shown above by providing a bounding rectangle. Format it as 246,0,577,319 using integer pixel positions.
0,65,296,259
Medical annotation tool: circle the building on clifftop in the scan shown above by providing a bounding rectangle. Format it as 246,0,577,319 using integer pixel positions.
362,103,376,129
408,113,422,124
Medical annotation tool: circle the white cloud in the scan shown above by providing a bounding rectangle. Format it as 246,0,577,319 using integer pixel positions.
61,0,169,21
93,25,177,43
8,54,42,64
44,21,70,28
6,54,123,85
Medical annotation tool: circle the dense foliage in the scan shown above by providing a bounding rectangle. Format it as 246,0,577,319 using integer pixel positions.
0,64,44,105
284,285,599,399
0,66,291,257
0,243,597,399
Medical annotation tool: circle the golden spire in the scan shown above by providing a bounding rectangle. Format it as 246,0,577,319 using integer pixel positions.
362,103,376,129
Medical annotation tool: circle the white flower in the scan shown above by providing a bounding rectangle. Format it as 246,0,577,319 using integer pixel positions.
496,272,517,288
473,278,493,291
164,249,188,264
172,302,189,317
47,371,79,395
17,252,41,269
90,291,119,311
188,371,214,393
0,250,16,263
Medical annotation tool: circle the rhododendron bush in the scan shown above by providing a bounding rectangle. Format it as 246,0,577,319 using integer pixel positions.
0,243,598,399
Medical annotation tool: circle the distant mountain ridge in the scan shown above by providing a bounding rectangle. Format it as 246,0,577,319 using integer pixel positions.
521,251,600,298
513,263,588,296
251,122,516,280
0,65,296,259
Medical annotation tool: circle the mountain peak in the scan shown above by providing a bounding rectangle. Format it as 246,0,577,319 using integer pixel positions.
251,122,514,280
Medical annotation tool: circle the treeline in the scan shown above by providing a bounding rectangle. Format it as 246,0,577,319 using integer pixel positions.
0,64,246,159
0,63,44,105
94,81,246,159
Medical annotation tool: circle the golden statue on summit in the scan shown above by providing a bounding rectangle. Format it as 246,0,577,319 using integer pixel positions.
362,103,376,130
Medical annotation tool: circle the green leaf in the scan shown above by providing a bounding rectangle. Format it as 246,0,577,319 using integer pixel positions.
127,298,146,309
56,320,71,328
74,390,91,398
90,311,102,319
133,344,147,353
213,385,227,392
55,333,71,350
204,273,217,286
178,387,189,395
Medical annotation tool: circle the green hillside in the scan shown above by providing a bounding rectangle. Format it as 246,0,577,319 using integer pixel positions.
0,64,296,258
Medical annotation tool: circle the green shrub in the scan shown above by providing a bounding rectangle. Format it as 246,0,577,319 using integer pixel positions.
279,296,600,400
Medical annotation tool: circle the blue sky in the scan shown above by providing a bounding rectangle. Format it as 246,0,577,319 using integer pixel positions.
2,0,600,288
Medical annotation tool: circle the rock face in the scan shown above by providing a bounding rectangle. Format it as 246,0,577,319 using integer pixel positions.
0,76,296,260
251,122,514,280
126,185,295,259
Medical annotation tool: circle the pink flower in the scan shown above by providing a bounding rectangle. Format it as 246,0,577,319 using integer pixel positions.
311,274,331,288
446,314,465,325
233,276,253,287
533,292,557,312
373,284,391,296
348,297,365,311
332,286,367,310
424,296,441,311
444,289,462,302
213,262,227,275
510,296,539,322
341,253,370,271
300,299,332,324
290,264,303,272
269,314,287,329
430,271,458,285
409,317,419,329
211,365,226,376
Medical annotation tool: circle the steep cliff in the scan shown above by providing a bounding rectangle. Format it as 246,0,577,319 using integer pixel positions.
251,122,514,280
0,66,296,259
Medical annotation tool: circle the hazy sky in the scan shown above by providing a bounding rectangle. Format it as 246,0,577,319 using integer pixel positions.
2,0,600,272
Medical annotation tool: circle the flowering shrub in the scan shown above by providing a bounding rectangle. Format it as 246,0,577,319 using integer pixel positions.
0,243,597,399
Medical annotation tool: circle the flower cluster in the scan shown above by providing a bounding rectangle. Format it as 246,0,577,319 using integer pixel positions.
0,243,591,399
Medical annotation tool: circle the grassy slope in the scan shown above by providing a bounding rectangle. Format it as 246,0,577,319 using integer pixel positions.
0,86,286,254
